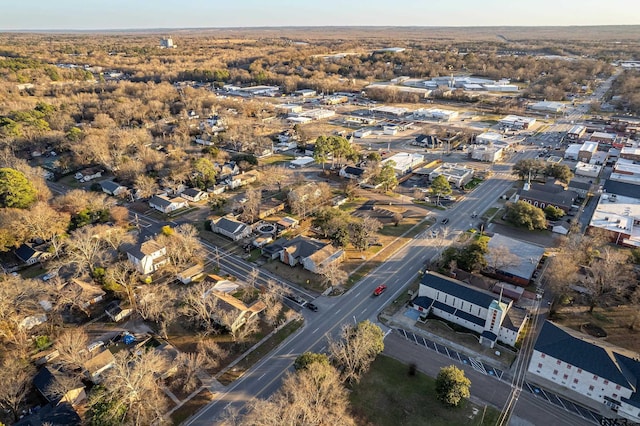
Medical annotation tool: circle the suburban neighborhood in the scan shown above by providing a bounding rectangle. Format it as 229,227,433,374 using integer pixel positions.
0,17,639,426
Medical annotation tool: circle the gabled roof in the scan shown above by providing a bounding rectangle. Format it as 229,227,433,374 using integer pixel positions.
149,195,173,208
15,243,37,262
100,180,124,193
282,236,327,259
421,271,497,309
181,187,203,198
83,349,115,375
534,321,640,389
519,186,578,207
127,240,165,259
307,244,342,266
33,366,58,402
342,166,365,176
213,216,250,235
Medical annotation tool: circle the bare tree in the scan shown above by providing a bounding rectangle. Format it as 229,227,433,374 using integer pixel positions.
19,202,70,244
328,320,384,384
260,165,292,192
180,282,220,335
0,355,34,422
484,245,520,273
92,350,170,426
106,261,140,311
583,247,632,312
157,223,205,270
239,361,354,426
55,328,90,371
133,175,159,199
137,284,177,338
259,280,286,326
318,262,348,289
239,188,261,224
64,225,110,275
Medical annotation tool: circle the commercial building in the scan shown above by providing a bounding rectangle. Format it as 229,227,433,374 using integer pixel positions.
413,108,459,121
528,101,566,113
620,145,640,162
566,125,587,141
574,162,602,178
515,181,578,214
371,105,409,117
578,141,599,163
410,271,528,348
294,89,317,97
590,132,617,146
476,132,505,145
564,144,582,161
429,163,474,188
499,115,537,130
485,233,546,286
589,192,640,247
469,144,505,163
611,158,640,185
382,152,425,176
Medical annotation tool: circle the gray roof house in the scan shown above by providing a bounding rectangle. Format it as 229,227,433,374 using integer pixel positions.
180,187,209,202
149,195,189,214
278,236,344,274
210,216,252,241
15,243,51,265
528,321,640,423
99,180,128,197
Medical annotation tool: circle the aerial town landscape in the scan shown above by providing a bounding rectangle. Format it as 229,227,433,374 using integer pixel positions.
1,3,640,426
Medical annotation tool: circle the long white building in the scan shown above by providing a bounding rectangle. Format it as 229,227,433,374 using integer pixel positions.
529,321,640,423
411,271,527,348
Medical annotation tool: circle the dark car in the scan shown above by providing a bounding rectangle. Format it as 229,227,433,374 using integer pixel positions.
285,294,306,305
305,302,318,312
441,218,450,225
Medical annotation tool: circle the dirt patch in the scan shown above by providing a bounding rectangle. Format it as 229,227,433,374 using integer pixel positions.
581,322,607,338
170,388,214,426
552,305,640,353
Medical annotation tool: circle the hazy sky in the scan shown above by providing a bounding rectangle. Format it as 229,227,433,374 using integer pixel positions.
2,0,638,30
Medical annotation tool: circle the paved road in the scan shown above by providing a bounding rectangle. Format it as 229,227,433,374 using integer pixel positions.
183,148,571,425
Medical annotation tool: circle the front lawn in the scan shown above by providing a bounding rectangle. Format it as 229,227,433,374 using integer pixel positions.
350,355,500,426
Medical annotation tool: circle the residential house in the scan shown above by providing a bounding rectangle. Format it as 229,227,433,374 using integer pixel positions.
225,170,260,190
277,236,344,273
339,165,367,183
126,239,168,274
14,402,81,426
74,168,102,182
515,180,578,214
148,195,189,214
528,321,640,423
180,188,209,202
33,366,86,406
216,161,240,182
61,279,106,310
410,271,528,348
104,301,133,322
276,216,299,230
210,290,266,333
210,216,252,241
177,263,205,284
15,243,51,265
99,180,128,197
83,349,115,383
259,198,286,219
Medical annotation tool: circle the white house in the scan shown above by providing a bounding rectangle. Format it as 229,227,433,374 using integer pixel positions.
528,321,640,423
180,188,209,202
74,168,102,182
148,195,189,214
99,180,128,197
126,240,168,275
210,216,252,241
277,236,344,274
339,165,367,183
411,271,528,348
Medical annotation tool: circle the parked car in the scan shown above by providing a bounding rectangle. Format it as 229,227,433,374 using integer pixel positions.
285,294,306,305
441,218,450,225
373,285,387,296
305,302,318,312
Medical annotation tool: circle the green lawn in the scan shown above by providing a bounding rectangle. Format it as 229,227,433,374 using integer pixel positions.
259,154,295,165
350,355,500,426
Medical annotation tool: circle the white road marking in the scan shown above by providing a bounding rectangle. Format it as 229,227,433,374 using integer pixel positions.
257,373,266,381
312,327,320,334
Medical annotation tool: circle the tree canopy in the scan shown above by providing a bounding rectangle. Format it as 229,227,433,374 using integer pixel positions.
435,365,471,407
430,174,452,202
0,168,37,209
505,201,547,230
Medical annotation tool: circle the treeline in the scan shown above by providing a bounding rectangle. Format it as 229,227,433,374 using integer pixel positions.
608,69,640,115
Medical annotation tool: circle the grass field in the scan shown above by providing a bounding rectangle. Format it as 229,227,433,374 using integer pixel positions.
350,355,500,426
170,388,214,426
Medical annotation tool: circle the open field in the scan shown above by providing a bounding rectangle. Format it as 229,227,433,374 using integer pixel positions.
350,355,500,426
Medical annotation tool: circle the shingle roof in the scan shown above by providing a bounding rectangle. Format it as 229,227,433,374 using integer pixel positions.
149,195,172,208
100,180,123,193
181,187,202,198
343,166,365,176
15,244,37,262
282,236,327,259
421,271,497,309
535,321,639,389
14,402,81,426
214,217,249,235
519,187,577,207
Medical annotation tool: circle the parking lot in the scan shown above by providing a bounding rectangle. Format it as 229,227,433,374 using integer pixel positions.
397,328,607,425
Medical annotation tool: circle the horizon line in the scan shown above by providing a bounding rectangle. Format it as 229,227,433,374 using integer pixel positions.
1,24,639,34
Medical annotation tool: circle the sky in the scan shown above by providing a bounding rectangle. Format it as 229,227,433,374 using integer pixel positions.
1,0,639,30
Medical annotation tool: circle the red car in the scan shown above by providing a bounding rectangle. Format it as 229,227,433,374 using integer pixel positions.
373,285,387,296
